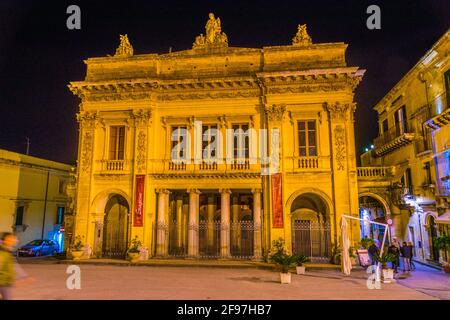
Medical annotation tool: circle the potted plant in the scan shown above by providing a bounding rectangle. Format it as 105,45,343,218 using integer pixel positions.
433,235,450,273
294,255,309,274
360,237,375,249
330,244,341,265
269,238,297,284
127,236,142,263
374,252,397,282
70,235,84,261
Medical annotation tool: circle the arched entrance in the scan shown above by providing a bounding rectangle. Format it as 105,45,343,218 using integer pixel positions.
358,195,388,243
427,215,439,262
290,193,331,262
102,194,130,258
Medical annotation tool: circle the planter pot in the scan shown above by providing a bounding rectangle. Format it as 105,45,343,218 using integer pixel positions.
71,251,83,261
382,269,394,282
443,265,450,274
280,272,291,284
128,252,140,263
296,266,306,275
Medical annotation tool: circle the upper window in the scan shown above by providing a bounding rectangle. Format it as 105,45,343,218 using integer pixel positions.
171,126,188,161
109,126,125,160
56,206,65,225
232,124,249,160
382,119,388,133
202,125,218,160
298,120,317,157
394,106,407,135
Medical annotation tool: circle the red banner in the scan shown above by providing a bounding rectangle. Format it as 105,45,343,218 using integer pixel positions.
271,173,283,228
133,175,145,227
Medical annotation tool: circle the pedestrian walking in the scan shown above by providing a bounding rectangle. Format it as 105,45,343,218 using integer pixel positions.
407,241,416,271
400,241,412,272
368,242,380,266
388,243,400,273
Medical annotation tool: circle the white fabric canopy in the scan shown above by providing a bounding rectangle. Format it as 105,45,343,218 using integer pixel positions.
340,218,352,276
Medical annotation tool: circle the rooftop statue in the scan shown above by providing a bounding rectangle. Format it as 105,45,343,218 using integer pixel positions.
193,13,228,49
292,24,312,46
115,34,134,57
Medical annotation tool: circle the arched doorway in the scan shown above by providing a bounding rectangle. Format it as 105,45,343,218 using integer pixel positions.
290,193,331,262
102,194,130,258
358,195,388,244
427,215,439,262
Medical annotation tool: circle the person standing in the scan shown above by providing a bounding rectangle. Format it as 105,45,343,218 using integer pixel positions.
0,232,17,300
400,241,412,272
388,243,400,273
368,242,380,266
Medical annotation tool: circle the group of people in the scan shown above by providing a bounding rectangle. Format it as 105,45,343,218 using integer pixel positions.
367,237,416,273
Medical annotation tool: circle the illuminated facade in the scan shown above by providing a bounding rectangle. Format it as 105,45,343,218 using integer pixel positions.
0,149,73,249
69,13,365,261
360,30,450,264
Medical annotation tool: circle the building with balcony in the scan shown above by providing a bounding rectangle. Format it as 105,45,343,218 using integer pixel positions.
68,14,364,261
359,30,450,265
0,149,74,250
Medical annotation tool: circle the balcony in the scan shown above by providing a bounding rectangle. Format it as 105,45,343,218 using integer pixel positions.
357,167,392,179
374,123,415,156
164,159,258,174
98,160,130,173
286,156,330,172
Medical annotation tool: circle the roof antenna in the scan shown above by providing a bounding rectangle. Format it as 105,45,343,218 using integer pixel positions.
26,137,30,155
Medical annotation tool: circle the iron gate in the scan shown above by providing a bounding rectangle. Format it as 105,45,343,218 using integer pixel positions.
292,220,331,263
231,221,254,259
199,220,221,258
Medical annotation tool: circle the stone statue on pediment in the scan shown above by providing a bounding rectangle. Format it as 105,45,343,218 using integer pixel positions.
115,34,134,57
193,13,228,49
292,24,312,46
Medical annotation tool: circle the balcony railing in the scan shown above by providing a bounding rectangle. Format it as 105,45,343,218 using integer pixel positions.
99,160,129,172
286,156,330,171
357,167,392,179
374,123,415,156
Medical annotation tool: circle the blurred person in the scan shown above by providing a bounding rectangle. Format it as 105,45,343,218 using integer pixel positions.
400,241,412,272
387,243,400,273
407,241,416,271
368,242,380,266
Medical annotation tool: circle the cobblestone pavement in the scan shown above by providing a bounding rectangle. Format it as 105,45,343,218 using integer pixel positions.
10,264,440,300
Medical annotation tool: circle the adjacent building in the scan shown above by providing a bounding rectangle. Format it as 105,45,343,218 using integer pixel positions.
360,30,450,265
68,14,365,261
0,149,74,250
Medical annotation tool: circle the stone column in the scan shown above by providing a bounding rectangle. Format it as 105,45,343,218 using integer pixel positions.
176,197,183,249
207,195,216,250
232,195,241,251
156,189,170,257
220,189,232,259
187,189,200,258
252,188,263,260
182,202,189,250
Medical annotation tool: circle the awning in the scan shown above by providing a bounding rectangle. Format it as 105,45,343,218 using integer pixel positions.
436,212,450,225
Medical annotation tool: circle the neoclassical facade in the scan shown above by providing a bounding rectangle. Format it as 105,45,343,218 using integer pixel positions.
69,14,364,261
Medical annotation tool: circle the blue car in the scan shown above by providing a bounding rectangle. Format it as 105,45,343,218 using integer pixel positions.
18,239,60,257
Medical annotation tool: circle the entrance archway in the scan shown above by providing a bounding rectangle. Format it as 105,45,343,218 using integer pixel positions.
358,195,388,243
290,193,331,262
102,194,130,258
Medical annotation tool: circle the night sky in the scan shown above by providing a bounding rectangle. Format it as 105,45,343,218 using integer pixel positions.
0,0,448,165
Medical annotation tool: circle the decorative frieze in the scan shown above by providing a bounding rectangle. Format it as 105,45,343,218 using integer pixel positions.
136,131,147,173
334,125,347,171
80,131,94,173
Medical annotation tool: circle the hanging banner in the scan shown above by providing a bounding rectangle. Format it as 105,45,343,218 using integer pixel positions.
133,175,145,227
271,173,283,228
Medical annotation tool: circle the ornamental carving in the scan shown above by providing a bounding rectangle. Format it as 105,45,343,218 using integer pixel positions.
76,111,101,129
325,102,351,121
80,131,94,172
334,125,346,171
265,104,286,122
292,24,312,46
136,131,147,173
193,13,228,49
132,109,152,127
115,34,133,57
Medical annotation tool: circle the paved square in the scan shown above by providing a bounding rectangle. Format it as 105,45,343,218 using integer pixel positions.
10,263,443,300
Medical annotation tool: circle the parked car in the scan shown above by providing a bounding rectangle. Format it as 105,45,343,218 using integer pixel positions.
17,239,60,257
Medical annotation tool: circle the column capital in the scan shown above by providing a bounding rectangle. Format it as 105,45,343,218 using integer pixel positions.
156,189,171,194
187,188,201,194
251,188,262,194
219,188,232,194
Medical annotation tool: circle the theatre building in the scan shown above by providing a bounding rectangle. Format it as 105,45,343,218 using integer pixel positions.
68,14,364,261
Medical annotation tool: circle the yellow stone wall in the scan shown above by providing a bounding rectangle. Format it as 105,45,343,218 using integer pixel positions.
0,149,73,247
